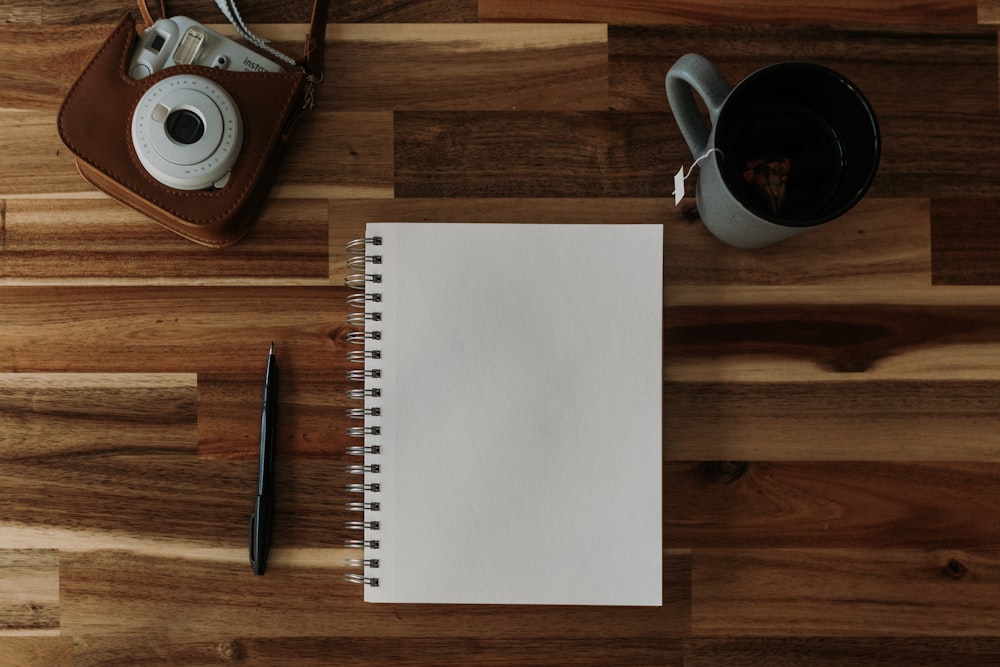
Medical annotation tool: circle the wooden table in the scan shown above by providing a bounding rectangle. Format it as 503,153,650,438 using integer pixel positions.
4,0,1000,663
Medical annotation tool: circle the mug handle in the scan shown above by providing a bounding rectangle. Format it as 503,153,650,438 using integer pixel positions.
665,53,731,160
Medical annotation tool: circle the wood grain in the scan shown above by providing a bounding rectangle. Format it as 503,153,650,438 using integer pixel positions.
692,549,1000,636
481,0,977,24
6,0,1000,663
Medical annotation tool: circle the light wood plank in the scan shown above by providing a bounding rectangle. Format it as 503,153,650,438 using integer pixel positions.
692,549,1000,636
0,550,59,635
2,199,329,284
0,373,197,456
0,638,72,665
0,286,346,374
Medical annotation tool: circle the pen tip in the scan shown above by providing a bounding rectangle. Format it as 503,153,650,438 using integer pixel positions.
269,341,274,354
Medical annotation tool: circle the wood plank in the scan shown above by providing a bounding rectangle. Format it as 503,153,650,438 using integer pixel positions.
275,111,395,199
979,0,1000,22
666,303,1000,375
0,112,87,195
324,24,608,111
665,462,1000,546
198,375,350,459
2,444,345,548
481,0,976,24
691,549,1000,636
60,550,691,638
685,637,1000,666
395,112,671,197
0,638,73,665
0,373,197,456
668,198,931,287
666,380,1000,461
2,199,329,284
0,286,347,374
931,198,1000,284
70,635,682,665
39,0,478,24
0,550,59,635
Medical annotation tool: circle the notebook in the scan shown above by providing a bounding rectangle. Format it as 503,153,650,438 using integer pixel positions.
344,223,663,605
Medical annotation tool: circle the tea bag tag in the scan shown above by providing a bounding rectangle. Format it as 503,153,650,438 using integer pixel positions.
672,148,724,206
672,167,686,206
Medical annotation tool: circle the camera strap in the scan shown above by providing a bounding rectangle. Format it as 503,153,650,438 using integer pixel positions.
134,0,329,77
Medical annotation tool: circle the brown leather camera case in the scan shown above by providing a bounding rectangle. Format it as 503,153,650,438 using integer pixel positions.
58,9,324,247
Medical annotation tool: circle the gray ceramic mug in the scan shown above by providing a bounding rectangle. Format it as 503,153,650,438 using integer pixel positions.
666,53,880,249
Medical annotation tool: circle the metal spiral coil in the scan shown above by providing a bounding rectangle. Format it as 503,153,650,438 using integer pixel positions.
344,235,384,588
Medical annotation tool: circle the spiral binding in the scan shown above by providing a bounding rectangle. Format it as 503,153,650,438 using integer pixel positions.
344,235,383,589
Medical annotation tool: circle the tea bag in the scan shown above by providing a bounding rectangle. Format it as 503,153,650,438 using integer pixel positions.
742,157,791,214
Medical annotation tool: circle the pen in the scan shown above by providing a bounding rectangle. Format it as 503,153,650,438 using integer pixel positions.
250,342,277,575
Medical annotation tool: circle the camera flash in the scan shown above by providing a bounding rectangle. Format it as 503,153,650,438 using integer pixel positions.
152,104,169,123
174,28,206,66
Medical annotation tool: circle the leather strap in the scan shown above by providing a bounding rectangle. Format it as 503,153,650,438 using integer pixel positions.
133,0,328,76
137,0,165,25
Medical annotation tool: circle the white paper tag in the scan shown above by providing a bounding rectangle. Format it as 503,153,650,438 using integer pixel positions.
672,167,685,206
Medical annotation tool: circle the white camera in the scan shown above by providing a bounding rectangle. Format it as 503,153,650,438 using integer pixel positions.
129,16,283,80
128,17,283,191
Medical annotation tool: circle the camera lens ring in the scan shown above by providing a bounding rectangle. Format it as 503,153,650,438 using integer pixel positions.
165,108,206,145
131,75,243,191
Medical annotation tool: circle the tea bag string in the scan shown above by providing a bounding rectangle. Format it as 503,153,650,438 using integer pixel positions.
672,148,725,206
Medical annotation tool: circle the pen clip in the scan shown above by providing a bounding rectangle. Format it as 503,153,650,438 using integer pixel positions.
249,512,259,573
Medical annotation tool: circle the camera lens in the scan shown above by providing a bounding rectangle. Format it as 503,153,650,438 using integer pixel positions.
164,108,205,145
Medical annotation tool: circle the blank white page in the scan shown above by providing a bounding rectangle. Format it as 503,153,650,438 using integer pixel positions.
359,223,662,605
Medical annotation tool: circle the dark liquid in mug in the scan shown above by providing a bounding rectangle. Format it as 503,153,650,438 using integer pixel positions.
723,103,844,222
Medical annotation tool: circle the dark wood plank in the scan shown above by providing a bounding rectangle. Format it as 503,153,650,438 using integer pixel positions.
685,637,1000,666
480,0,977,24
692,549,1000,636
666,304,1000,374
395,112,672,197
931,198,1000,284
71,636,683,666
665,462,1000,547
39,0,477,24
2,444,346,549
324,24,608,111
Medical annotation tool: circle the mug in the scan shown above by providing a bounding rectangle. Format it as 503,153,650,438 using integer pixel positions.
666,53,880,249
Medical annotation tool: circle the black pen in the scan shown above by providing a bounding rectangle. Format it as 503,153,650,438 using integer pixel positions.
250,342,277,575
